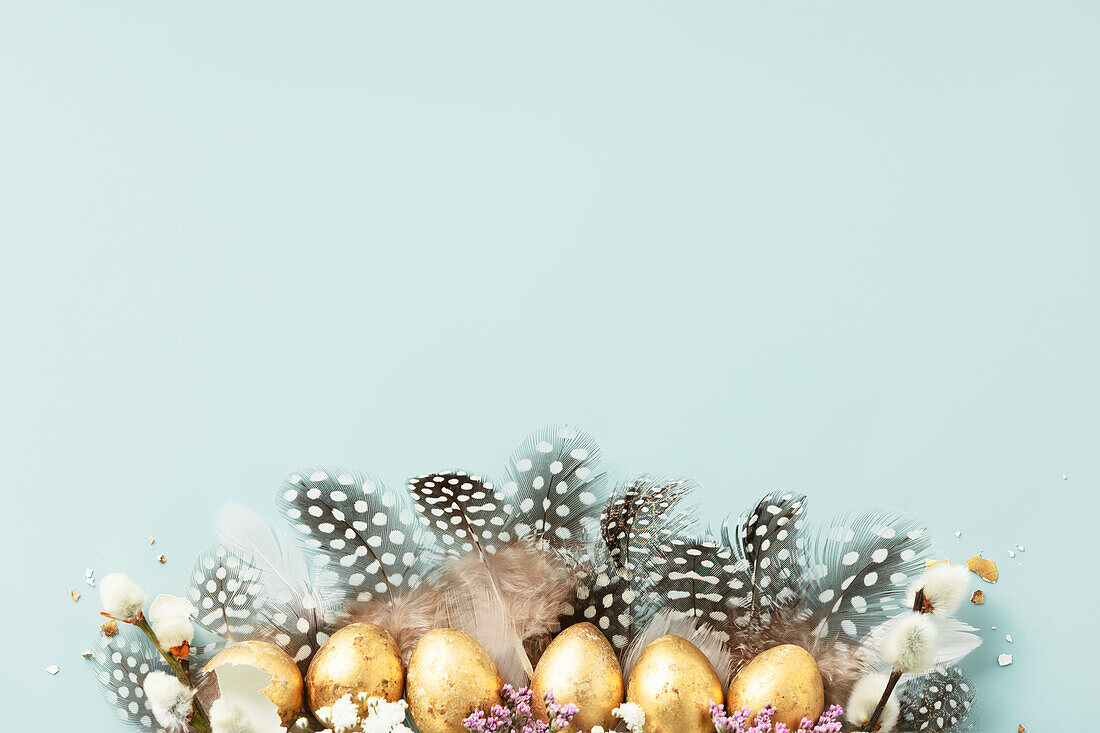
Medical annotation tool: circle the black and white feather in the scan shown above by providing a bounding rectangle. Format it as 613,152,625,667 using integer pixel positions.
90,633,172,733
408,470,508,555
898,666,977,732
720,491,810,628
803,509,932,646
276,467,434,611
566,475,697,653
498,424,608,548
187,544,267,656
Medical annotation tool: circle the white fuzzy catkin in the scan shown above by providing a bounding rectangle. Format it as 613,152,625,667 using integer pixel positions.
143,671,194,732
914,562,971,617
883,612,938,674
845,673,899,733
99,573,147,620
147,594,195,649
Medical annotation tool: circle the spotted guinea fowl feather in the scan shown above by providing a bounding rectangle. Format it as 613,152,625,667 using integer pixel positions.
898,666,977,732
498,424,608,549
804,508,932,648
91,633,172,733
720,491,810,628
187,544,266,657
276,468,434,611
566,475,697,654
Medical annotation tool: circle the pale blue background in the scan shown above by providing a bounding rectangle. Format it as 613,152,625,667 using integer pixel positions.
2,2,1097,729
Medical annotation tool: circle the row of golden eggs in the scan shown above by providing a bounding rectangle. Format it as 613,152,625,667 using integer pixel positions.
204,621,824,733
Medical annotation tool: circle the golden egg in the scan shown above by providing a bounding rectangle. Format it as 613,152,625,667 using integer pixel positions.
531,622,624,733
406,628,503,733
203,640,304,725
305,622,404,716
626,634,723,733
726,644,824,730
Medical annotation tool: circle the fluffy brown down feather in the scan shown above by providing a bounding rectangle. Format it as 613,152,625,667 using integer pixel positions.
726,607,868,706
348,541,580,664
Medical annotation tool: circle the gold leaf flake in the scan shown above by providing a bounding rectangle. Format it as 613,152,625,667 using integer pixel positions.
101,620,119,637
70,589,81,602
157,554,167,564
925,558,948,569
149,536,155,545
1019,725,1026,733
970,590,984,605
968,555,998,582
81,649,93,659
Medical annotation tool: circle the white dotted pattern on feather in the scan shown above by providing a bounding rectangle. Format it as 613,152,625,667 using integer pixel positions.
899,666,976,732
408,471,505,554
90,634,170,732
188,544,267,643
806,510,932,641
565,476,697,651
277,467,431,608
500,424,608,546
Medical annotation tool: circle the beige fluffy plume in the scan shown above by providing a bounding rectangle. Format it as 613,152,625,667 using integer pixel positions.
349,541,581,669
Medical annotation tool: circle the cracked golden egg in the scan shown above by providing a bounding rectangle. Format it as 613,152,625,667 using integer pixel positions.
726,644,824,730
531,622,624,733
305,622,404,717
203,640,304,725
626,634,723,733
407,628,503,733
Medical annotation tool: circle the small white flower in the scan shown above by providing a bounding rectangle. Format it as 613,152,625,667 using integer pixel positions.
883,611,938,674
99,573,146,621
913,562,971,617
845,673,899,733
143,671,194,732
328,694,360,731
360,696,409,732
613,702,645,733
148,594,196,650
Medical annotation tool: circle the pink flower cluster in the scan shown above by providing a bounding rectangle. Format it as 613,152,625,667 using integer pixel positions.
710,702,844,733
463,685,579,733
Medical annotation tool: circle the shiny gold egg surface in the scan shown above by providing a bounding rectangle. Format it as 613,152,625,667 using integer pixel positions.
204,640,304,725
626,634,723,733
406,628,503,733
305,622,404,717
726,644,824,730
531,622,624,733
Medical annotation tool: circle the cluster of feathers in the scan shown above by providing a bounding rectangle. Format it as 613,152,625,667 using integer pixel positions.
93,424,979,733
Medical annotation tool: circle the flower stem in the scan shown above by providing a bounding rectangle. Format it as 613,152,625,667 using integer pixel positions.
135,616,212,733
861,589,926,731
